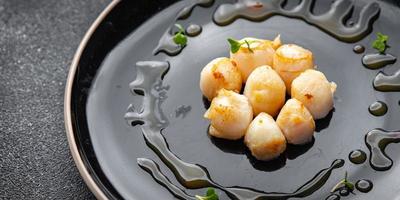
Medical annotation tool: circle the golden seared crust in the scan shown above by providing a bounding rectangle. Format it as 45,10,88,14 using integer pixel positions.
210,58,229,83
212,70,225,80
275,44,313,61
209,105,234,122
204,89,252,140
304,93,313,100
206,91,234,121
200,57,242,100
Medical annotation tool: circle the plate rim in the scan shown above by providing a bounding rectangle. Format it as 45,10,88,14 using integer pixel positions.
64,0,120,199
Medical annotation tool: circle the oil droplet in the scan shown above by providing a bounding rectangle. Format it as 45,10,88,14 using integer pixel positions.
373,69,400,92
349,149,367,164
365,129,400,171
339,188,350,196
326,194,340,200
362,53,397,69
368,101,388,116
355,179,373,193
353,44,365,54
186,24,202,37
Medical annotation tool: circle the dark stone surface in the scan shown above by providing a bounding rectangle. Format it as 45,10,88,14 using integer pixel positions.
0,0,111,199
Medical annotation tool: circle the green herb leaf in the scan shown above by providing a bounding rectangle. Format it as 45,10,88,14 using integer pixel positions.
173,24,187,46
195,188,219,200
331,180,345,193
175,24,185,33
244,40,254,53
228,38,255,53
344,181,355,191
206,188,216,196
331,171,354,193
228,38,242,53
173,32,187,46
372,32,389,53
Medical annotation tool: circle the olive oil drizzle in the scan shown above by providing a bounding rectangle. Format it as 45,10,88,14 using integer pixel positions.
155,0,380,57
362,53,396,70
373,69,400,92
213,0,380,42
137,158,195,200
365,129,400,171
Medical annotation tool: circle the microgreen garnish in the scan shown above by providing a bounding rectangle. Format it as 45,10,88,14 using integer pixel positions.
245,40,254,53
228,38,254,53
331,171,354,193
195,188,219,200
228,38,242,53
173,24,187,46
372,32,389,54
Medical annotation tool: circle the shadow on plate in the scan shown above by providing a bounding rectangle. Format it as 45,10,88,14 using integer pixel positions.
315,108,335,132
209,130,315,172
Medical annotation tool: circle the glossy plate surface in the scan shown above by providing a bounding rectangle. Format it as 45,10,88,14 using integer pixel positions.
66,0,400,199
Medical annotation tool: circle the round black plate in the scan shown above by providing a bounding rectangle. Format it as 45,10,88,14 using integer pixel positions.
66,0,400,199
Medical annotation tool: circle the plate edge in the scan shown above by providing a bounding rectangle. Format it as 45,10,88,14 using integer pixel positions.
64,0,121,199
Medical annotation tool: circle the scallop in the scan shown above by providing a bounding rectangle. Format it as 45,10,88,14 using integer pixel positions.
276,99,315,145
204,89,253,140
245,112,287,161
230,35,281,81
244,65,286,117
273,44,314,93
200,57,243,101
291,69,337,119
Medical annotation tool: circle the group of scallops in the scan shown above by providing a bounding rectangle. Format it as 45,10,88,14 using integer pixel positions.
200,36,337,161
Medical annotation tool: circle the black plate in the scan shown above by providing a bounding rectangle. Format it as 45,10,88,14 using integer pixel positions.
66,0,400,199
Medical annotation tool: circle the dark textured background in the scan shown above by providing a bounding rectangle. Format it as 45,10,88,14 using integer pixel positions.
0,0,111,199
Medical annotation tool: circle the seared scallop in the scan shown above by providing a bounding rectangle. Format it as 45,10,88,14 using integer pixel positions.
231,36,281,81
245,113,287,161
273,44,314,93
244,65,286,117
204,89,253,140
200,57,243,101
276,99,315,145
291,69,337,119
